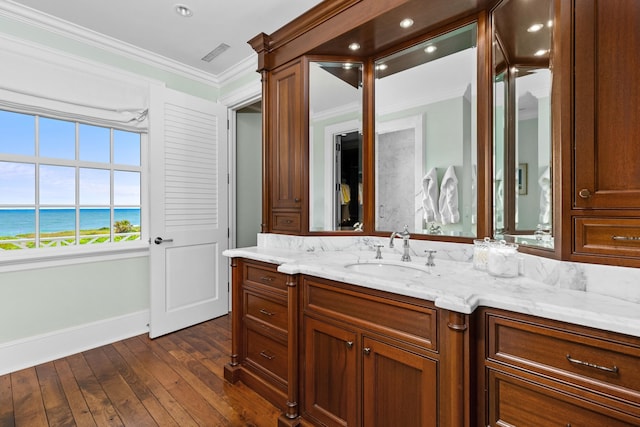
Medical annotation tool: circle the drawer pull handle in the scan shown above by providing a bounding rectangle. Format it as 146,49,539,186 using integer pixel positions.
260,351,275,360
566,354,618,374
346,341,354,349
578,188,591,199
363,347,371,355
612,235,640,241
259,308,274,317
260,276,274,282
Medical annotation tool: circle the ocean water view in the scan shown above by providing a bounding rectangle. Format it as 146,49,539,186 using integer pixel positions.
0,208,140,237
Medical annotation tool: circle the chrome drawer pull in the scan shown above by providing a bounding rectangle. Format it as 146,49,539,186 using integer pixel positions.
260,276,274,282
612,235,640,241
259,308,274,317
260,351,275,360
346,341,354,349
566,354,618,374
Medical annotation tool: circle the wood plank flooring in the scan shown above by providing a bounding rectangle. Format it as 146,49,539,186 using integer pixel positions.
0,315,281,427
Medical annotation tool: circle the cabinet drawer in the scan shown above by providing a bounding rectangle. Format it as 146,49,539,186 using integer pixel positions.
272,211,301,233
304,277,437,351
487,314,640,402
574,217,640,257
245,291,288,333
245,328,288,383
244,262,288,291
488,369,639,426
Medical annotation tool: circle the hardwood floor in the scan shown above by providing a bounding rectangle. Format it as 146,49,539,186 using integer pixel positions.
0,315,281,427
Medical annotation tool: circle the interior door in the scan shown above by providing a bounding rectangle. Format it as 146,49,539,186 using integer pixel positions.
149,87,229,338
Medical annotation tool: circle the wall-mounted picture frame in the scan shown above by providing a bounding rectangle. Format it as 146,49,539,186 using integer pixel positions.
518,163,528,195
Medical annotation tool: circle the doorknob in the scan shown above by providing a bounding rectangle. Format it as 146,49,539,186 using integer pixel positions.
154,237,174,244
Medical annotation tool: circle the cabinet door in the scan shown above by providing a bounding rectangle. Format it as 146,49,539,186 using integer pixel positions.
362,337,438,427
268,60,304,211
574,0,640,209
303,316,358,427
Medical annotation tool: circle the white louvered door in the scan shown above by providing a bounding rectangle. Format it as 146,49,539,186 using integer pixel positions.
149,87,228,338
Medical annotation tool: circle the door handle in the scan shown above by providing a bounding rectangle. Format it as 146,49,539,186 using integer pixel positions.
154,237,174,244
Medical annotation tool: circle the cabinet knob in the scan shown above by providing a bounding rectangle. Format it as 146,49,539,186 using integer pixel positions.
294,198,301,202
345,341,354,349
363,347,371,355
578,188,591,199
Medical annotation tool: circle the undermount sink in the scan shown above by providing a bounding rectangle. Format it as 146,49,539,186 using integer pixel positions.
343,260,432,278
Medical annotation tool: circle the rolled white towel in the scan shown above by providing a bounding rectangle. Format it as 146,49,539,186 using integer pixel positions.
538,166,551,225
422,167,440,222
439,165,460,224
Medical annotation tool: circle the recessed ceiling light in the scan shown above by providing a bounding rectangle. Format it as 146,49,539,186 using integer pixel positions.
527,23,544,32
424,45,437,54
547,20,554,27
348,43,361,51
343,63,354,69
175,4,193,17
376,63,388,71
400,18,414,29
534,49,549,56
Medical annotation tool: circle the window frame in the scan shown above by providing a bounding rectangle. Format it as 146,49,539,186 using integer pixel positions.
0,111,149,271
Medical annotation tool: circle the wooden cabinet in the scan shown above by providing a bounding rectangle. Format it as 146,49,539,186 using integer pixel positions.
224,259,299,421
301,276,440,427
571,0,640,263
266,60,305,234
478,308,640,426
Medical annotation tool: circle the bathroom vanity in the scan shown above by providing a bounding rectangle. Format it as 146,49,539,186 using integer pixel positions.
223,236,640,426
227,0,640,425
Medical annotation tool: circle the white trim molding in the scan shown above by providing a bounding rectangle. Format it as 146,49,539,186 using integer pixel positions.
0,309,149,376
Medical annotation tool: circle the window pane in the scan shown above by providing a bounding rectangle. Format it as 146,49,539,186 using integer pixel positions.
40,165,75,204
39,117,75,159
80,208,110,242
0,110,35,155
80,124,110,163
0,161,35,204
40,208,75,234
114,171,140,205
80,168,110,205
0,208,35,238
114,130,140,165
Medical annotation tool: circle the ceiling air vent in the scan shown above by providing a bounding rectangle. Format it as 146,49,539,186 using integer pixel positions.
201,43,231,62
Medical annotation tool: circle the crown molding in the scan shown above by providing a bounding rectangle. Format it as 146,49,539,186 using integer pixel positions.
0,1,220,87
217,54,258,86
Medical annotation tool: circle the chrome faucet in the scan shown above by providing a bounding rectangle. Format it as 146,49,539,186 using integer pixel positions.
389,225,411,262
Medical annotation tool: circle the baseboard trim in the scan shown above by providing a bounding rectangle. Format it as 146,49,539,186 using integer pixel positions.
0,309,149,376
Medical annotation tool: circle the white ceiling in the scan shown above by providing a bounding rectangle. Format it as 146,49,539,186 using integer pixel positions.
6,0,324,77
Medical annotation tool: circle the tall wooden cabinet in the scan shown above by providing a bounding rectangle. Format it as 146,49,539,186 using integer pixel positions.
571,0,640,264
265,60,305,234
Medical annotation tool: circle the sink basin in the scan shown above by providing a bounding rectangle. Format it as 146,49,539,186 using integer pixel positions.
343,261,431,278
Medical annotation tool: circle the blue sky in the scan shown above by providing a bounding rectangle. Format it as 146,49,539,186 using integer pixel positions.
0,110,141,206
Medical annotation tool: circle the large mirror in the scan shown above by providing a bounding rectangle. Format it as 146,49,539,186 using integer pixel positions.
492,0,554,248
374,23,478,237
309,61,363,231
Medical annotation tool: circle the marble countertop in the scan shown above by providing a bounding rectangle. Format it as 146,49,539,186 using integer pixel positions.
223,246,640,338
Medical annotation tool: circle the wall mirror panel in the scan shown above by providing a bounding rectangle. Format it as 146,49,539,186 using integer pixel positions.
374,23,478,237
492,0,554,249
309,61,363,231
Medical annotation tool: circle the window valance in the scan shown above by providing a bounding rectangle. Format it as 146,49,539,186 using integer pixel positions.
0,37,149,131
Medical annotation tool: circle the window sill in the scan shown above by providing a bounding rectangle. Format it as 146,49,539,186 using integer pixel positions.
0,241,150,273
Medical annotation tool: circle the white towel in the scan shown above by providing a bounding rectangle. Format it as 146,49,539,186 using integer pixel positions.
538,166,551,225
439,165,460,224
421,167,440,222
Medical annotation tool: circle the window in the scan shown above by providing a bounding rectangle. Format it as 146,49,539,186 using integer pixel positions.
0,110,143,250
